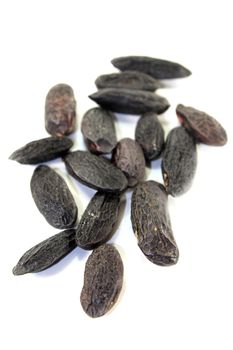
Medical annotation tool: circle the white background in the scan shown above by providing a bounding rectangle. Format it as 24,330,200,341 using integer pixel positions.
0,1,232,349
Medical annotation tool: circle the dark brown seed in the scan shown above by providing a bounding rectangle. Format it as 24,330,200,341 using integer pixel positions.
63,151,128,192
30,165,77,229
176,104,227,146
76,192,121,250
9,136,73,164
162,127,197,197
112,138,146,187
45,84,76,136
80,244,123,318
89,88,169,115
131,181,179,266
81,107,117,154
12,229,76,275
95,71,162,91
135,112,165,160
111,56,191,79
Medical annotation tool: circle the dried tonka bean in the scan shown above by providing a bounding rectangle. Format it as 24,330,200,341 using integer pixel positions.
9,136,73,164
45,84,76,136
162,127,197,196
176,104,227,146
80,244,123,318
81,107,117,154
89,88,169,115
111,56,191,79
13,229,76,275
95,71,162,91
131,181,179,266
112,138,145,187
63,151,128,192
76,192,121,250
135,112,165,160
31,165,77,229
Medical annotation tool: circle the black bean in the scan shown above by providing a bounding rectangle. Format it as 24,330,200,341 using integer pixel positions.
30,165,77,229
80,244,124,318
131,181,179,266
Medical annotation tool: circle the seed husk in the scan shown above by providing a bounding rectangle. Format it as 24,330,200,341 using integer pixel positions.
76,192,121,250
9,136,73,164
89,88,169,115
112,138,146,187
176,104,227,146
12,229,77,275
80,244,124,318
95,71,162,91
131,181,179,266
63,151,128,192
45,84,76,136
135,112,165,160
111,56,191,79
162,127,197,197
81,107,117,154
30,165,77,229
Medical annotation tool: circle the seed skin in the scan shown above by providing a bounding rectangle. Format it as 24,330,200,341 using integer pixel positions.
13,229,76,275
63,151,128,192
9,137,73,164
89,88,170,115
112,138,146,187
176,104,227,146
30,165,77,229
80,244,124,318
95,71,162,91
76,192,121,250
162,127,197,197
81,107,117,154
131,181,179,266
111,56,191,79
45,84,76,136
135,112,165,160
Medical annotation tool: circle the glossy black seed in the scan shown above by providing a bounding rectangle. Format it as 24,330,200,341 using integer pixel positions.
89,88,169,115
30,165,77,229
12,229,76,275
176,104,227,146
135,112,165,160
63,151,128,192
81,107,117,154
162,127,197,196
45,84,76,136
131,181,179,266
9,136,73,164
80,244,124,318
112,138,146,187
76,192,121,250
95,71,162,91
111,56,191,79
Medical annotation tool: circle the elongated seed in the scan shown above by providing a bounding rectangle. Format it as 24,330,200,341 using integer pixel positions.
131,181,179,266
80,244,124,318
176,104,227,146
76,192,121,250
89,88,169,115
9,136,73,164
63,151,128,192
81,107,117,154
135,112,165,160
95,71,162,91
162,127,197,196
13,229,76,275
45,84,76,136
111,56,191,79
30,165,77,229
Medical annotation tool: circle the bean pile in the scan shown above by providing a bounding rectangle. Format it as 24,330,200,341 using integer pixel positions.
10,56,227,318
